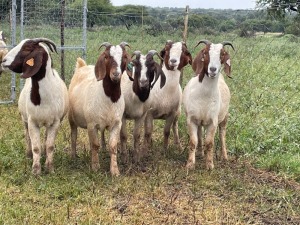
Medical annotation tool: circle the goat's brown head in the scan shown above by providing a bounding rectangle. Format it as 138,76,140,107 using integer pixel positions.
160,40,192,71
94,42,132,83
1,38,57,79
193,40,234,82
129,50,166,102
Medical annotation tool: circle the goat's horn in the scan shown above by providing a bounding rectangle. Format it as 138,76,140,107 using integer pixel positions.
222,41,235,51
32,38,57,53
148,50,163,61
132,50,141,60
99,42,111,50
194,40,211,49
120,42,130,48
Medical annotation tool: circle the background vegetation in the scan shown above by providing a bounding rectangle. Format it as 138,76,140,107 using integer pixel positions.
1,1,300,224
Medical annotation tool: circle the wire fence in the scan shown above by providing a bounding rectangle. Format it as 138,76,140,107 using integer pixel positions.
1,1,300,162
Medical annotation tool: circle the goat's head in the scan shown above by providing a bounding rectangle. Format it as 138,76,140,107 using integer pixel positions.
1,38,57,79
131,50,166,91
160,40,192,71
193,40,234,82
94,42,132,83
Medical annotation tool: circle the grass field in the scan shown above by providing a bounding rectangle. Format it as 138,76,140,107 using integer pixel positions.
1,26,300,224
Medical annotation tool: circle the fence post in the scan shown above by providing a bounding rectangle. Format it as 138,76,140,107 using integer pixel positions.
82,0,87,60
19,0,25,91
10,0,17,102
60,0,65,81
180,5,189,85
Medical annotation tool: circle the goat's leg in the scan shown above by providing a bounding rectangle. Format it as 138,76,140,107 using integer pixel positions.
87,126,100,172
100,130,106,151
172,115,183,151
109,122,121,176
204,124,217,170
24,122,32,158
120,117,128,164
144,112,153,154
69,119,78,159
186,119,198,170
44,120,60,173
219,114,229,161
197,125,204,157
133,117,144,164
163,114,176,150
28,119,41,175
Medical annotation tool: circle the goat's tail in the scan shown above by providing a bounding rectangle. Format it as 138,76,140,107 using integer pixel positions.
76,57,87,69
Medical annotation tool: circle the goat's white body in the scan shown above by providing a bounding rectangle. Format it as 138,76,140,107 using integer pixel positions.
144,66,182,149
121,74,151,120
68,60,124,175
119,72,152,163
69,65,124,130
183,73,230,169
19,68,68,126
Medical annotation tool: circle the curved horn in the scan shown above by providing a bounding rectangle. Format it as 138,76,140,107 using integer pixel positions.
99,42,111,50
32,38,57,53
131,50,141,60
147,50,163,61
222,41,235,51
194,39,211,49
120,41,130,49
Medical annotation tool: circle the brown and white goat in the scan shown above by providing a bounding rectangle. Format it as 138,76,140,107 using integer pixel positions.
144,41,192,151
183,40,234,170
1,38,69,175
68,42,132,176
0,31,8,75
120,50,166,164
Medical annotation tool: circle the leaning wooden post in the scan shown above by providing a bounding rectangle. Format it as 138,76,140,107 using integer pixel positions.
180,5,189,85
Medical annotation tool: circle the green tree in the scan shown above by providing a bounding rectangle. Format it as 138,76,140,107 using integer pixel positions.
257,0,299,18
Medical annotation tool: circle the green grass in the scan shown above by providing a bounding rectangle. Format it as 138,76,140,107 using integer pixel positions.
1,26,300,224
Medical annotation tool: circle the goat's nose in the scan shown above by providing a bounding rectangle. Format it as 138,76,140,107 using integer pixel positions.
113,72,120,77
210,67,217,72
170,59,177,64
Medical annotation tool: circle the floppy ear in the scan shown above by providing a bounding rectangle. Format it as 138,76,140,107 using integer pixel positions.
94,52,106,81
192,49,205,83
159,48,166,66
151,63,166,89
21,49,44,78
222,52,232,78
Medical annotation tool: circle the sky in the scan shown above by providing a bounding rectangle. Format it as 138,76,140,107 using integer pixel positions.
111,0,257,10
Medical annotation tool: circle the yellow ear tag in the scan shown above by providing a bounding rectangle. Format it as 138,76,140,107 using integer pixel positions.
26,58,34,67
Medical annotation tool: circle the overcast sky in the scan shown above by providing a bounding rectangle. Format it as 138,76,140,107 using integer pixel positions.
111,0,256,10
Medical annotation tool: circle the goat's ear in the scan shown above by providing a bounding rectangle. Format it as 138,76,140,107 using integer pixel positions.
222,52,232,78
193,49,205,83
151,63,166,89
94,52,106,81
21,48,43,78
159,48,166,66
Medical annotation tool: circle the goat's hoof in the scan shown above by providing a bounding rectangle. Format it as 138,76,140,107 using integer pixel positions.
32,164,41,176
186,161,195,170
206,162,214,170
111,168,120,176
91,163,100,172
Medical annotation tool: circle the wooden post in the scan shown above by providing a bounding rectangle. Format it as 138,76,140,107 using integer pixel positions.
180,5,189,85
183,5,189,43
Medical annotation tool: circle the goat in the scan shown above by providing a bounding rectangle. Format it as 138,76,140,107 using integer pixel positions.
0,31,8,75
68,42,132,176
183,40,234,170
144,40,192,152
120,50,166,164
1,38,69,175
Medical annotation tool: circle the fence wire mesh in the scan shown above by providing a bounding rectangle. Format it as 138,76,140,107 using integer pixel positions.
0,1,300,163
